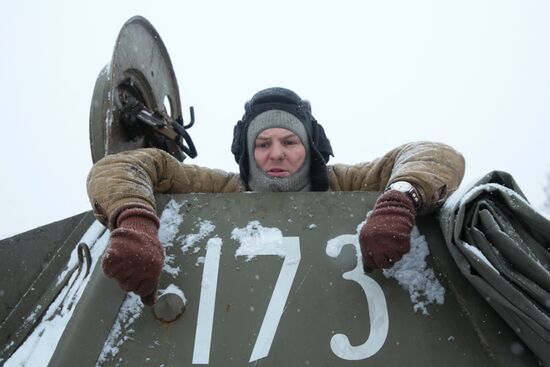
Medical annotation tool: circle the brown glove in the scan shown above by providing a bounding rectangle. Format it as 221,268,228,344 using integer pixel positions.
102,207,164,306
359,190,416,270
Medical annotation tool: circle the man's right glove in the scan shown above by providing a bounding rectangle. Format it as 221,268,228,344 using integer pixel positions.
359,190,416,270
102,206,164,306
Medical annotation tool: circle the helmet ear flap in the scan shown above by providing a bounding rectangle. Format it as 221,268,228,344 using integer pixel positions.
309,118,334,163
231,120,246,163
231,119,251,189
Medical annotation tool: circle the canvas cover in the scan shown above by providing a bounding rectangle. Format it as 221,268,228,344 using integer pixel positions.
439,170,550,364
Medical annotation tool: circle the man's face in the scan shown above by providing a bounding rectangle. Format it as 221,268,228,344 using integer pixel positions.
253,128,306,178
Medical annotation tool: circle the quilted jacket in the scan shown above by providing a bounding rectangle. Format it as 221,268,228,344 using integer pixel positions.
87,141,465,227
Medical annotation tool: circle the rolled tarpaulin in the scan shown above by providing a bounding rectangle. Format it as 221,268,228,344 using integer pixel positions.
439,170,550,364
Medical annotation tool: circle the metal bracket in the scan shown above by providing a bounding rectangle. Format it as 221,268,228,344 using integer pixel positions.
119,92,197,159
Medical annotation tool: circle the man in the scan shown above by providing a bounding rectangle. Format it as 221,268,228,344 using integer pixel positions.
88,87,465,305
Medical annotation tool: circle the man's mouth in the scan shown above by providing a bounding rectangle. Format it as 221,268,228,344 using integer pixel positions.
267,168,289,177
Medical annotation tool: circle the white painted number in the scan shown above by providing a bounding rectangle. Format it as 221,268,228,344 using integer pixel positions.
326,234,389,360
192,238,222,365
192,234,387,364
192,237,301,364
236,237,301,362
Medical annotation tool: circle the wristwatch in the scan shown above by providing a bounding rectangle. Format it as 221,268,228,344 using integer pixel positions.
386,181,422,209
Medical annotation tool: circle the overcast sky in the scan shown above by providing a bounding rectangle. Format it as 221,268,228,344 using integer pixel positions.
1,0,549,240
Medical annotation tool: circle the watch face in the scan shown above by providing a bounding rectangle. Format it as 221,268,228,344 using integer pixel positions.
391,181,412,192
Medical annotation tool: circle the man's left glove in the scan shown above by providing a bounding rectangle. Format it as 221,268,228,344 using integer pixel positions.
359,190,416,270
102,207,164,306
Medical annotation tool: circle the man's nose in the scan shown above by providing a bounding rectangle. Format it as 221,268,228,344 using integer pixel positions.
270,142,285,160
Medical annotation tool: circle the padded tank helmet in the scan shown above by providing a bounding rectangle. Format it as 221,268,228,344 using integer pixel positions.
231,87,334,191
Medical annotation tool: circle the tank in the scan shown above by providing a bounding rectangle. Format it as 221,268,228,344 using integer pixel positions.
0,15,544,367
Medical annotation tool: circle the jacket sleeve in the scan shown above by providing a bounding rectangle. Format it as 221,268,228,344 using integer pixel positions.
328,141,465,214
87,148,244,226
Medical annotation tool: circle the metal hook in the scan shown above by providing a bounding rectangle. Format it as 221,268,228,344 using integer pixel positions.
182,106,195,129
77,242,92,277
172,119,198,158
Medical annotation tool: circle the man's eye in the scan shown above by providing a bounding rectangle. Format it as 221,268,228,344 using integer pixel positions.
284,140,297,146
256,142,268,149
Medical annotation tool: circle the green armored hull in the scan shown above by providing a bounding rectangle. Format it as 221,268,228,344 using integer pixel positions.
0,192,540,366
